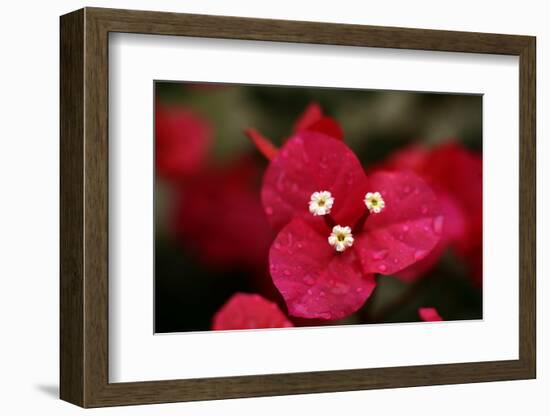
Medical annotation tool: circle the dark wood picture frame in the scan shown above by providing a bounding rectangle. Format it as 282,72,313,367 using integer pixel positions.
60,7,536,408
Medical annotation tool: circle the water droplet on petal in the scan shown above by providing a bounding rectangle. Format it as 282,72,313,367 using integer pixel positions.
265,206,273,215
307,289,313,295
378,264,387,273
393,258,399,264
432,215,444,234
303,275,315,285
371,249,389,260
421,205,428,214
403,185,411,194
319,291,326,297
274,242,282,250
331,282,350,295
355,287,364,293
402,225,409,232
297,242,303,249
414,250,428,260
283,269,291,276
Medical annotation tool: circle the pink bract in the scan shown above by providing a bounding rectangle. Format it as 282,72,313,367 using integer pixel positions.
212,293,293,330
418,307,443,322
245,102,343,161
382,142,482,284
264,133,443,320
173,157,273,271
155,103,211,181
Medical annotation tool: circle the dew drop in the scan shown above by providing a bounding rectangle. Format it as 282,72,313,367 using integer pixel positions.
371,249,389,260
403,185,411,194
303,275,315,285
331,282,350,295
414,250,427,260
319,290,326,297
393,258,399,264
287,232,294,247
307,289,313,295
378,264,387,272
274,242,282,250
297,242,304,249
421,205,428,214
355,287,364,293
283,269,291,276
432,215,444,234
402,225,410,233
265,206,274,215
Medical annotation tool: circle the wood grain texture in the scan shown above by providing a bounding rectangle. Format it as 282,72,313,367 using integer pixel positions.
59,7,536,408
59,8,84,407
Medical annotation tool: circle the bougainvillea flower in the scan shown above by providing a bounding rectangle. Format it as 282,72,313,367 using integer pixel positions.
155,103,211,181
173,157,274,271
418,307,443,322
212,293,293,330
262,132,443,320
382,142,482,284
245,102,343,160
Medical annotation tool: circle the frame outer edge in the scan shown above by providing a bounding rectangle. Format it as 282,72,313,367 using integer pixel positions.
82,6,111,408
60,8,86,407
60,6,537,407
519,37,536,378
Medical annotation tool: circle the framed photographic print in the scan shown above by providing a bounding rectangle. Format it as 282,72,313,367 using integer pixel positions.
60,7,536,408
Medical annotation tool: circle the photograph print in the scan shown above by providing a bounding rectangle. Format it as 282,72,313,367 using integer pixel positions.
154,82,483,333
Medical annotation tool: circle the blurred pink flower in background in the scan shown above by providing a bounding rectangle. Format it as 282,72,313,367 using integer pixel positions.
381,142,482,285
418,307,443,322
155,103,212,181
172,156,274,272
212,293,293,330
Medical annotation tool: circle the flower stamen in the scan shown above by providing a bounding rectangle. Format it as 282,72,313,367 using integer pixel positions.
364,192,385,214
328,225,354,252
309,191,334,216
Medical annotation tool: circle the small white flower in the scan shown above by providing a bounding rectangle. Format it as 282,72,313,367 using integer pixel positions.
308,191,334,216
328,225,354,252
364,192,385,214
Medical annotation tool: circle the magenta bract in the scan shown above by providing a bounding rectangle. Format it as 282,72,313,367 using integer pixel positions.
418,307,443,322
212,293,293,330
155,103,211,181
263,133,443,319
